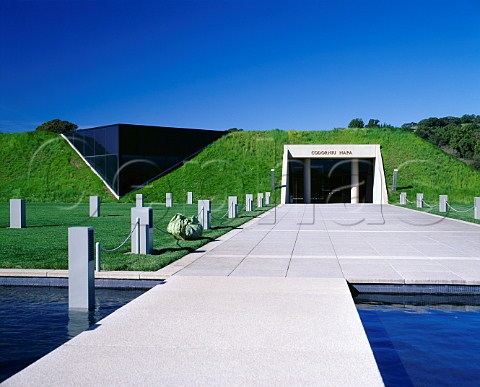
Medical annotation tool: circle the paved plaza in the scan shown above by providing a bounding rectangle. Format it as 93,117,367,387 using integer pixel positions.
4,204,480,386
160,204,480,284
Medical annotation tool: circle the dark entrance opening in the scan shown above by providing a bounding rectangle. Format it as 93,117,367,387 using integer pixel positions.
288,158,375,203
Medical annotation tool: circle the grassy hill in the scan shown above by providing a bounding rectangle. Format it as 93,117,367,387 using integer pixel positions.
0,131,115,202
125,128,480,205
2,128,479,205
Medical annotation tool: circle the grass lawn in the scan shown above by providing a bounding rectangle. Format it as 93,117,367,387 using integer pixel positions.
0,201,273,271
396,202,480,225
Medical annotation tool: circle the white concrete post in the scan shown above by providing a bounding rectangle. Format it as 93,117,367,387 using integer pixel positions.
89,196,100,217
166,193,172,208
68,227,95,310
475,197,480,220
187,191,193,204
304,158,311,204
246,194,253,212
393,169,398,192
257,193,264,208
198,200,211,230
400,192,407,205
416,193,423,208
351,159,359,204
228,196,238,218
10,199,26,228
131,208,153,254
265,192,271,205
439,195,448,213
95,242,101,272
136,194,144,208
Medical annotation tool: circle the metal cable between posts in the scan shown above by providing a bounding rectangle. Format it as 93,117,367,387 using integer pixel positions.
154,225,171,235
446,202,475,213
405,198,415,204
422,200,433,208
211,208,229,222
100,220,139,253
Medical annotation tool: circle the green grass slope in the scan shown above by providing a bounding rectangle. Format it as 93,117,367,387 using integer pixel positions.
1,129,479,205
0,132,115,202
127,128,480,204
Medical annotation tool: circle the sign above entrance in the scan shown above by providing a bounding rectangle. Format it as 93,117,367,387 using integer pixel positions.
288,144,377,158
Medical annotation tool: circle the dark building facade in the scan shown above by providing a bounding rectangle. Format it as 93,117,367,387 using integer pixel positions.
65,124,225,197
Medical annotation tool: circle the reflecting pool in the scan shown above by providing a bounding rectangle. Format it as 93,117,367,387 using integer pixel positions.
356,294,480,387
0,286,146,383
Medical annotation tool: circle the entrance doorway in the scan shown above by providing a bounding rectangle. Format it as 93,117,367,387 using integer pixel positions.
288,158,374,204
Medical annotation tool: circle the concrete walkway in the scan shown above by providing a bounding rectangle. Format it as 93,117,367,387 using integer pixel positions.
158,204,480,284
5,204,480,386
4,276,383,386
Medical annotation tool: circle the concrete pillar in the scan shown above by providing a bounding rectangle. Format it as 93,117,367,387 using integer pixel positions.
68,227,95,310
475,197,480,220
416,193,423,208
439,195,448,213
10,199,26,228
187,192,193,204
303,158,311,204
265,192,271,205
166,193,172,208
351,159,359,204
136,194,144,208
228,196,238,218
246,194,253,212
89,196,100,217
400,192,407,205
131,207,154,254
393,169,398,192
198,200,211,230
257,193,264,208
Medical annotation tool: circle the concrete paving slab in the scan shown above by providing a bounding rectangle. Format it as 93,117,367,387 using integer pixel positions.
5,277,383,386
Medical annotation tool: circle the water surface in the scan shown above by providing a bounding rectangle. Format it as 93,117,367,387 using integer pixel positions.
356,294,480,387
0,286,145,383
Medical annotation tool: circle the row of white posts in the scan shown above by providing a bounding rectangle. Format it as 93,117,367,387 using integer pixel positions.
399,192,480,219
8,190,272,229
8,193,272,310
140,191,271,208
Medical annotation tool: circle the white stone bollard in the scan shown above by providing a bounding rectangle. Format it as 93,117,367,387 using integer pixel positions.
10,199,26,228
265,192,271,205
68,226,95,310
187,191,193,204
228,196,238,218
246,194,253,212
393,169,398,192
95,242,101,272
416,193,423,208
257,193,264,208
136,194,144,208
439,195,448,213
198,200,211,229
400,192,407,205
89,196,100,217
131,207,154,254
475,197,480,220
166,193,172,208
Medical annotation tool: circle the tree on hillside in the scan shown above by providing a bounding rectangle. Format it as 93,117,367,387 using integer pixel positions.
401,122,416,131
366,119,380,128
348,118,364,128
35,119,78,134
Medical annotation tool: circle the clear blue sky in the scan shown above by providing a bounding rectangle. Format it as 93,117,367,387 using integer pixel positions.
1,0,479,132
